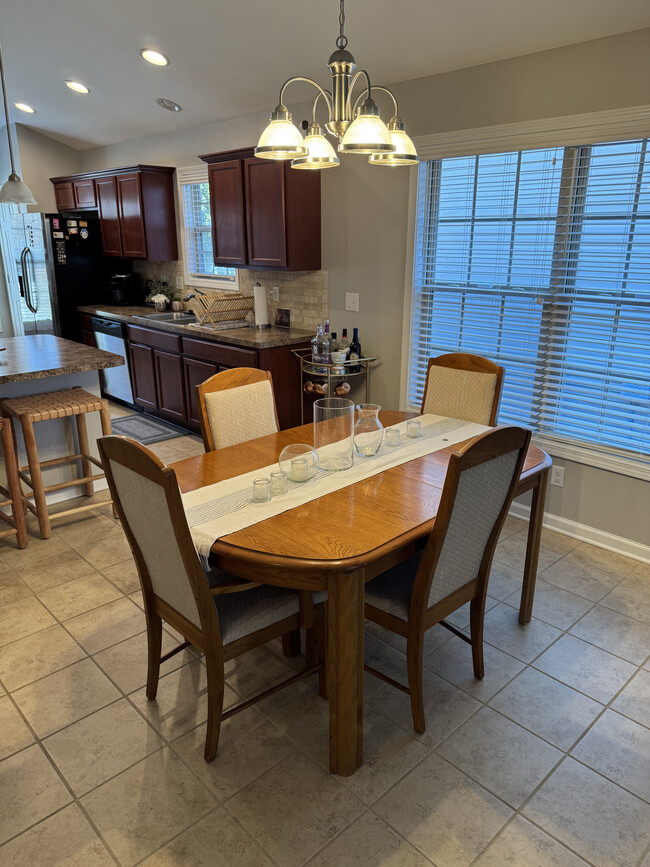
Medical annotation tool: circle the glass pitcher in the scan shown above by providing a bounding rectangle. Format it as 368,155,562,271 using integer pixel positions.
354,404,383,457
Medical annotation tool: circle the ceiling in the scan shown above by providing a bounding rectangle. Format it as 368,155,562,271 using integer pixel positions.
2,0,649,151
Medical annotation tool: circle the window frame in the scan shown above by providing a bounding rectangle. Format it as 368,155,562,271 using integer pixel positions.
176,166,239,292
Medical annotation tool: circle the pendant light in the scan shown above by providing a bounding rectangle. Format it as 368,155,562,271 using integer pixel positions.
0,41,37,205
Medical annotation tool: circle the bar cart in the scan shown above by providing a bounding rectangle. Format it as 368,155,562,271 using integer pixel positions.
292,348,380,424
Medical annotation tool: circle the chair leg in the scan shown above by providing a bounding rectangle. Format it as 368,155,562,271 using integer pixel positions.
204,650,225,763
2,419,27,548
98,401,118,518
306,603,327,699
406,631,426,735
470,596,485,679
21,415,50,539
75,412,94,497
282,629,301,657
145,612,163,699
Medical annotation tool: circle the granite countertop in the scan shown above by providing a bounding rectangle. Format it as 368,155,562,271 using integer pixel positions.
0,334,124,384
78,305,313,349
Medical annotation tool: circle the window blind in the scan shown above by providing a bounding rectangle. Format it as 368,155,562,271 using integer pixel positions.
178,174,236,284
409,139,650,459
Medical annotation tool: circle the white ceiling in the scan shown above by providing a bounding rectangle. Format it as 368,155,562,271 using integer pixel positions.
2,0,649,151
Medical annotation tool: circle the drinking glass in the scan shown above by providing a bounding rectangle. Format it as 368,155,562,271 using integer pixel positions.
313,397,354,471
252,478,271,503
354,404,384,457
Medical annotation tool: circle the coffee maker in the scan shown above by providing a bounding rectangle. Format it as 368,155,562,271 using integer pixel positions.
107,273,142,306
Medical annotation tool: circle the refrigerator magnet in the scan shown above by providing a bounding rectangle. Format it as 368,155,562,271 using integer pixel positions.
53,231,64,239
66,219,77,227
79,220,87,227
52,217,60,229
80,228,88,239
68,227,79,234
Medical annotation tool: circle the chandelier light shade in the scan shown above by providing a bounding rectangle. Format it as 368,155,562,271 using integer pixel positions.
0,41,37,205
255,0,417,170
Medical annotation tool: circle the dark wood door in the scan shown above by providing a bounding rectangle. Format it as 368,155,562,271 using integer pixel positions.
154,350,186,423
183,356,218,431
129,343,158,410
96,176,123,256
244,158,287,268
54,182,75,211
208,160,247,265
73,179,96,209
117,173,147,259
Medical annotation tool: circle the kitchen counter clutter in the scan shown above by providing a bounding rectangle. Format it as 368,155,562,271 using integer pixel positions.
0,334,124,384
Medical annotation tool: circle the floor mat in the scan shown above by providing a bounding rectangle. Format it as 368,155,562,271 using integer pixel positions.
110,413,184,445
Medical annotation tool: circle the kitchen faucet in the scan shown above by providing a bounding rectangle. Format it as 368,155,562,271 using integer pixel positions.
183,288,208,302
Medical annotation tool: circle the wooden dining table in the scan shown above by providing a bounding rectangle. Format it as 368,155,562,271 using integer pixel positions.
172,410,552,776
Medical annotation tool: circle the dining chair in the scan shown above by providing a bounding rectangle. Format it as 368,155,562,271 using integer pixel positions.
98,434,324,762
420,353,505,425
364,424,530,734
196,367,280,452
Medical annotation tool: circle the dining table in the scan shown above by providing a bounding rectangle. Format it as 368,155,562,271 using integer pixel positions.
172,410,552,776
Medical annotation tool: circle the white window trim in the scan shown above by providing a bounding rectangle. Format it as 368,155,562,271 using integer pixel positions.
176,165,239,292
400,105,650,481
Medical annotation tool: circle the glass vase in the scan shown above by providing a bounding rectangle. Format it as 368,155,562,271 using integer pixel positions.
354,404,383,457
313,397,354,471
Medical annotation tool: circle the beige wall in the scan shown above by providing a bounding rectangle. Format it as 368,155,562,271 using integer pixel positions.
17,126,81,214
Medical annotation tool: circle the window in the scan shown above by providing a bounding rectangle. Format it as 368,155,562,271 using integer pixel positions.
177,166,238,290
408,139,650,469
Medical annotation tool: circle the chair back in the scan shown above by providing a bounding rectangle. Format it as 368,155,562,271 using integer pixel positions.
420,353,504,425
196,368,279,452
412,425,530,614
98,435,218,642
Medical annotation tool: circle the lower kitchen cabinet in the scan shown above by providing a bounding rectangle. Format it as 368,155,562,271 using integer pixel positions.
154,350,187,423
129,343,158,411
183,357,218,429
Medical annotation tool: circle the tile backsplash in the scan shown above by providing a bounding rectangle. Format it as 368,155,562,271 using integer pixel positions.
132,260,327,332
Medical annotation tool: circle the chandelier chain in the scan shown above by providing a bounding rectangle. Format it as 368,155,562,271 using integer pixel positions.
336,0,348,49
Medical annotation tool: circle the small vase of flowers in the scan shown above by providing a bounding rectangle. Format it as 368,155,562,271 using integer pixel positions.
145,280,176,311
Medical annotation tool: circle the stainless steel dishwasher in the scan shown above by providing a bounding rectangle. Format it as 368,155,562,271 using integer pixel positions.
91,317,135,406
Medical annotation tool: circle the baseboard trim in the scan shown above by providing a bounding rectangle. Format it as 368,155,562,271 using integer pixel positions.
509,502,650,564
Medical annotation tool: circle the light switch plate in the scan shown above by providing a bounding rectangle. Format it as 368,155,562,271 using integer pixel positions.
345,292,359,312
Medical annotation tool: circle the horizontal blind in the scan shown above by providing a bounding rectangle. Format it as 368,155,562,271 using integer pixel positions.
410,139,650,458
180,179,236,283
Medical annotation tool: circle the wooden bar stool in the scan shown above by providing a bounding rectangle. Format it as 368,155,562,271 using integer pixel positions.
1,387,113,539
0,418,28,548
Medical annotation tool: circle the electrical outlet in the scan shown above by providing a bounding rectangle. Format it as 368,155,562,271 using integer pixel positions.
551,466,565,487
175,276,183,291
271,286,279,302
345,292,359,312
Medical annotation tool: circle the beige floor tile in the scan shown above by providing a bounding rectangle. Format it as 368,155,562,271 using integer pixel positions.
310,811,431,867
569,604,650,664
612,669,650,728
571,709,650,802
129,589,144,608
101,558,140,594
374,753,512,867
228,751,364,867
0,696,35,760
258,677,331,758
480,603,562,663
541,553,628,603
505,579,594,630
224,642,304,700
43,698,164,796
0,571,32,606
424,634,524,702
368,668,481,751
534,634,636,703
487,561,524,601
442,595,499,631
523,758,650,867
80,747,217,867
499,515,527,540
0,744,71,845
140,806,274,866
93,629,195,694
0,534,69,570
600,569,650,624
64,597,145,653
12,658,120,738
0,596,56,647
16,548,96,594
494,531,563,574
0,553,10,573
569,543,639,581
539,528,582,557
171,708,294,801
53,510,123,549
365,619,451,657
474,815,589,867
0,624,86,692
437,706,562,808
0,803,114,866
488,667,603,751
38,573,122,621
76,531,132,571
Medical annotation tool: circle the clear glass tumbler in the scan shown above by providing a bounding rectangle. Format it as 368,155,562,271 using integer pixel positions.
313,397,355,471
354,404,384,457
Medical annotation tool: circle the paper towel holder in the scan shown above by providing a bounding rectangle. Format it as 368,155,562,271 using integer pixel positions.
253,282,272,330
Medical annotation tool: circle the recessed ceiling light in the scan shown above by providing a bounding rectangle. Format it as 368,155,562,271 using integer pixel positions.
14,103,35,113
156,98,182,112
141,49,169,67
65,80,90,94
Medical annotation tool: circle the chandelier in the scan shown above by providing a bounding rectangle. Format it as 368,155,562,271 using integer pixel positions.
255,0,418,170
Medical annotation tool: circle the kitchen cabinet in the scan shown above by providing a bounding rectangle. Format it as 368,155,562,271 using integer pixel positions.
129,343,158,411
183,357,218,428
200,147,320,271
50,165,178,261
154,350,186,423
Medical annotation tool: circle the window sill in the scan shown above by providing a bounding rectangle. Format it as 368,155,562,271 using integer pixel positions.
531,435,650,482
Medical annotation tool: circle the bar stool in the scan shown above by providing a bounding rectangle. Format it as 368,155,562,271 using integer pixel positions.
1,387,113,539
0,418,28,548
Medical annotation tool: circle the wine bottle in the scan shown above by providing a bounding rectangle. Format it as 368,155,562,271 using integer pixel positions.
311,324,323,364
323,319,332,363
339,328,350,355
349,327,361,373
329,331,339,353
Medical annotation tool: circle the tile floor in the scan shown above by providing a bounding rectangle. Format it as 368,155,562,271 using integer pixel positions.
0,407,649,866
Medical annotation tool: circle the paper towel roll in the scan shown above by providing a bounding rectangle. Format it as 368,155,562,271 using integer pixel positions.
253,282,269,327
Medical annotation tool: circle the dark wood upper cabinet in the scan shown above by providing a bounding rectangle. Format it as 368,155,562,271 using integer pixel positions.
53,182,75,211
96,176,123,257
73,178,96,209
200,147,320,271
117,173,147,259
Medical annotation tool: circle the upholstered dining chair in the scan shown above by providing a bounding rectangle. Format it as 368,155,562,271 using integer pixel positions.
98,434,323,762
420,353,505,425
364,425,530,734
196,367,280,452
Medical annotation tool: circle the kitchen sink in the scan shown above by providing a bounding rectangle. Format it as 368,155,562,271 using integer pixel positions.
134,311,198,324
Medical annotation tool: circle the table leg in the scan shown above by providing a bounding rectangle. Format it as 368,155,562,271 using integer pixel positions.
519,467,549,624
327,569,364,775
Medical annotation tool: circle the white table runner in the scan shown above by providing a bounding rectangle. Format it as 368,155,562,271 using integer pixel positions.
181,414,490,559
